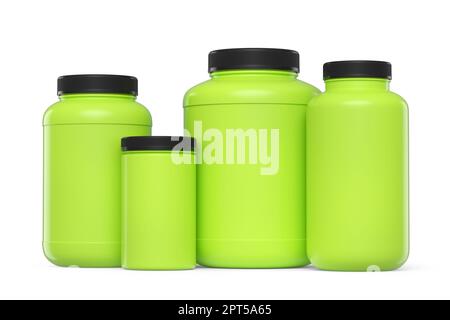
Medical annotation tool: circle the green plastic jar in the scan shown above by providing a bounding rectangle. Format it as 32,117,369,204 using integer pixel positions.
121,136,196,270
307,61,409,271
43,75,152,267
184,48,320,268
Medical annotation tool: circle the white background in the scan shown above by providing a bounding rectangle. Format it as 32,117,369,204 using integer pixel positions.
0,0,448,300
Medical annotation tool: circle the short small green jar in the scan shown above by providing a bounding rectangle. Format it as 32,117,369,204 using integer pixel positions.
121,136,196,270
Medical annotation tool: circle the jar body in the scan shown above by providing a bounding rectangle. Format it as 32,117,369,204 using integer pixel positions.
184,70,319,268
306,79,409,271
43,94,152,267
121,151,196,270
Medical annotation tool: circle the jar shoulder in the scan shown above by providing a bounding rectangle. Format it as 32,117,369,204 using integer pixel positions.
184,77,320,106
308,90,408,111
43,99,152,126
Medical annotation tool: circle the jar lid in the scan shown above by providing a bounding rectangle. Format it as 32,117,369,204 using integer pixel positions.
323,61,392,80
208,48,299,73
121,136,196,152
57,74,138,96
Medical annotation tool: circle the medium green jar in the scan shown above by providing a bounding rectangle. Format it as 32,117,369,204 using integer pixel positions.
184,48,319,268
307,61,409,271
121,136,196,270
43,75,152,267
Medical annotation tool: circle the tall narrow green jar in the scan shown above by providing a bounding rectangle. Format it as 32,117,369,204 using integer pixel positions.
184,48,319,268
43,75,152,267
307,61,409,271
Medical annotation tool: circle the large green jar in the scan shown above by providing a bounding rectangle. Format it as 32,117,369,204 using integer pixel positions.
184,48,319,268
